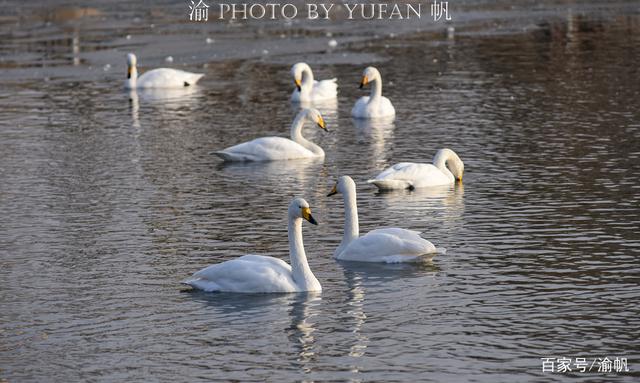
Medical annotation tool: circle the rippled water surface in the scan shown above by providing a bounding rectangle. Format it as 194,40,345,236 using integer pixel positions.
1,1,640,382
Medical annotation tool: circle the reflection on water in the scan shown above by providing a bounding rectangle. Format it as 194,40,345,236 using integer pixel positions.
1,3,640,383
351,116,396,169
285,293,321,371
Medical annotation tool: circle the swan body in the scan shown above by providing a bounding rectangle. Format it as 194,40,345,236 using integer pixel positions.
125,53,204,89
351,67,395,119
291,63,338,103
183,198,321,293
328,176,443,263
214,108,327,162
368,149,464,190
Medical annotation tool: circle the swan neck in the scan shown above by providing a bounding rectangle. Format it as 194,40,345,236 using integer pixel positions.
433,150,455,180
290,113,324,157
302,66,314,88
288,216,318,289
369,73,382,100
340,184,360,248
127,66,138,88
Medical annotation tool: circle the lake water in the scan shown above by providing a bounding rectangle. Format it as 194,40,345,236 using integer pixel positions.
1,1,639,382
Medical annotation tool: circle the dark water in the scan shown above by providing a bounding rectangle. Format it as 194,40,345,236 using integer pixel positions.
1,1,639,382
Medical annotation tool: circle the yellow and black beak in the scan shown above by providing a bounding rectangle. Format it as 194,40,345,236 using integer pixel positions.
327,184,338,197
127,66,132,79
457,172,463,182
359,75,369,89
294,78,302,91
301,207,318,225
317,116,328,132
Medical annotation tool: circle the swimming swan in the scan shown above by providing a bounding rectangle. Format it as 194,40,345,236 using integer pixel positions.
368,148,464,190
351,66,395,119
328,176,443,263
125,53,204,89
291,62,338,103
183,198,321,293
214,108,328,162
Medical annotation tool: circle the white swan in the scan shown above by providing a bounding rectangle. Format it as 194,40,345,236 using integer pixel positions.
213,108,327,161
368,148,464,190
328,176,443,263
351,67,395,119
291,63,338,103
183,198,321,293
125,53,204,89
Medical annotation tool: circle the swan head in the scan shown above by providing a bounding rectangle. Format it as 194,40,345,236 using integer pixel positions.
442,148,464,181
303,108,328,132
327,175,356,197
451,157,464,181
127,53,137,67
127,53,137,79
291,62,310,91
289,197,318,225
360,66,380,89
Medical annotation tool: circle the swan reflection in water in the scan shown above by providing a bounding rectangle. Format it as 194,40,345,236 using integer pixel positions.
217,158,326,191
375,183,465,215
128,86,203,123
186,291,321,373
294,98,338,117
336,261,440,364
285,292,322,371
352,116,395,167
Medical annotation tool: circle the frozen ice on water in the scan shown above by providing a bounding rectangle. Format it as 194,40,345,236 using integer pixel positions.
165,56,174,63
328,39,338,48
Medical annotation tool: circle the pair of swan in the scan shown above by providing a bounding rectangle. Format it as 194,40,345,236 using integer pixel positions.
290,63,395,119
184,176,442,293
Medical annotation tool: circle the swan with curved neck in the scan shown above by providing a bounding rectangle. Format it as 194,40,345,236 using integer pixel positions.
291,62,338,103
368,148,464,190
183,197,321,293
351,66,396,119
214,108,327,161
125,53,204,89
328,176,443,263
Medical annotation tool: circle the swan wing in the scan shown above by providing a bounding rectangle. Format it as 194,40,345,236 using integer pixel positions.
351,96,370,117
338,228,439,263
184,254,298,292
137,68,204,88
311,78,338,100
214,137,315,161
